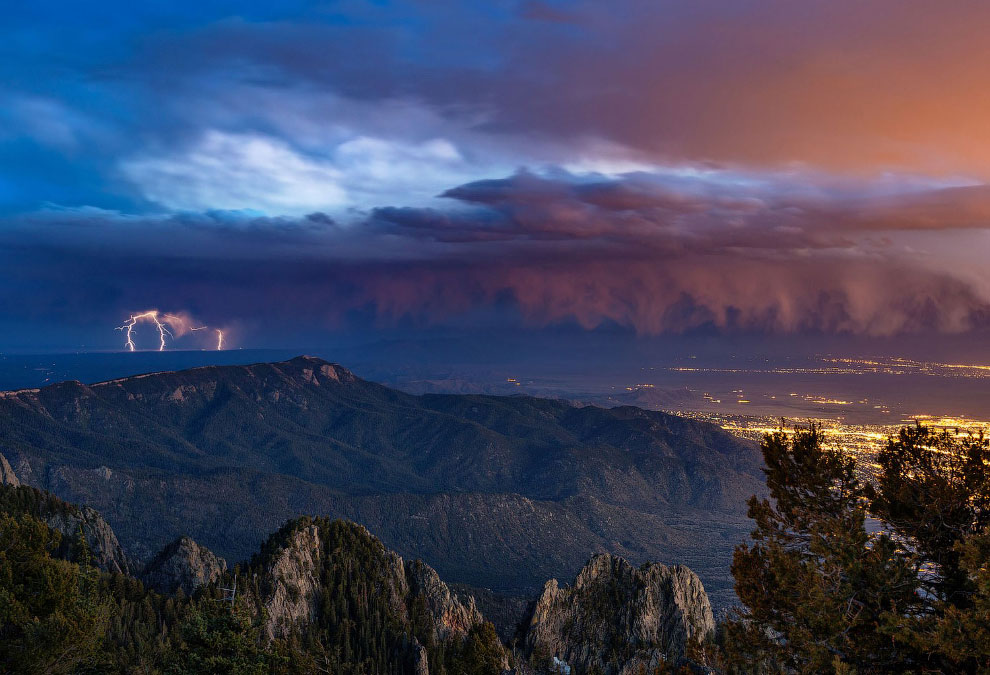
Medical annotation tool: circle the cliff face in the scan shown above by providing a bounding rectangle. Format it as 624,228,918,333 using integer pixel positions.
141,536,227,596
44,504,132,576
251,518,491,648
407,559,487,643
0,452,19,486
256,522,335,640
0,480,131,576
523,553,715,675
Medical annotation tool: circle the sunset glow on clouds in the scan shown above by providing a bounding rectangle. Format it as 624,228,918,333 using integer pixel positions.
4,0,990,346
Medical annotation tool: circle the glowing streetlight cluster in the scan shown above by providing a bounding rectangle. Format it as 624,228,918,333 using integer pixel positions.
116,310,224,351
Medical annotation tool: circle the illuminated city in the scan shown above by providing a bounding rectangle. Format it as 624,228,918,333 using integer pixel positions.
671,410,987,479
604,354,990,478
487,354,990,479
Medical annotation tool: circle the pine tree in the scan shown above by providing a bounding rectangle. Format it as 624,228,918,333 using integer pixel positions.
0,513,112,674
869,425,990,672
166,599,277,674
725,424,990,673
872,424,990,607
725,427,918,672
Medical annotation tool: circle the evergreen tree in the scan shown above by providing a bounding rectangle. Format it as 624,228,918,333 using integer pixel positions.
0,513,111,674
870,425,990,672
166,600,276,675
725,427,918,672
725,425,990,673
450,622,505,674
872,425,990,607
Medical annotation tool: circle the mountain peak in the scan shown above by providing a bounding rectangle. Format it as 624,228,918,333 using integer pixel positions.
276,356,357,384
142,535,227,596
525,552,715,672
287,354,326,364
80,355,358,392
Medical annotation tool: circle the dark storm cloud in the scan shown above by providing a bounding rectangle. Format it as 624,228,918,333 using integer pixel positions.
6,2,990,346
4,171,990,340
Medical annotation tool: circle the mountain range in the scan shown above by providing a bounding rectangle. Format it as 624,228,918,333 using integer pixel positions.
0,474,716,673
0,355,763,608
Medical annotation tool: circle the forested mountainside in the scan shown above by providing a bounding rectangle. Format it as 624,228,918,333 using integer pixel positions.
0,356,762,607
0,480,714,674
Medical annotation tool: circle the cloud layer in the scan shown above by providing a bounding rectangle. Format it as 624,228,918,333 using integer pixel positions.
5,1,990,345
5,169,990,342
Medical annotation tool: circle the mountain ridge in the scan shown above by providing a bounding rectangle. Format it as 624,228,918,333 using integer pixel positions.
0,476,715,673
0,355,763,607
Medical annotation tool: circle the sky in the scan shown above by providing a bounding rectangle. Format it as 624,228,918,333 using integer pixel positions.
5,0,990,352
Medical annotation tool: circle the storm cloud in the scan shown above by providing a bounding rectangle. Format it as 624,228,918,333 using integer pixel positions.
5,1,990,347
4,170,990,343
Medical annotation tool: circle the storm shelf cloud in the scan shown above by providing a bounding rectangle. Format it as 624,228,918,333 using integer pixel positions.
4,0,990,347
5,168,990,340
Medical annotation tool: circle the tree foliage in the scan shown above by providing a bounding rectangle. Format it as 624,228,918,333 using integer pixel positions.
724,425,990,673
166,601,274,675
0,499,505,674
0,513,111,674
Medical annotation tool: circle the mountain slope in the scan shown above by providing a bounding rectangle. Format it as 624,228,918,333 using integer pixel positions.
0,473,719,674
0,356,762,606
0,467,130,575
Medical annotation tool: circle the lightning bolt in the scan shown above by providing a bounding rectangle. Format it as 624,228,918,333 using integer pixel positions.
115,311,173,352
117,311,227,351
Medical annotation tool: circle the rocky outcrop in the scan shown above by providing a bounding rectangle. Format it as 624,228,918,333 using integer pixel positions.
255,520,415,641
524,553,714,675
255,518,491,645
413,642,431,675
0,479,130,575
407,559,487,642
249,517,510,674
258,523,330,639
141,536,227,596
44,503,131,576
0,452,19,486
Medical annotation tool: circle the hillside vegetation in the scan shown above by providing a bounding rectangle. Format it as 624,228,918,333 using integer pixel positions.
0,356,762,606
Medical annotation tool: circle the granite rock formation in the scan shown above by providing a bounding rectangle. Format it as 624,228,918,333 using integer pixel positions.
141,536,227,596
523,553,715,674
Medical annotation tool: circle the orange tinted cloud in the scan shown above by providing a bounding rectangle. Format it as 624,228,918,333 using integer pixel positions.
497,0,990,176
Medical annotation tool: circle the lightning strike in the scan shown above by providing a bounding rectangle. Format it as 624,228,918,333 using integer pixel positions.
116,311,173,352
116,311,225,351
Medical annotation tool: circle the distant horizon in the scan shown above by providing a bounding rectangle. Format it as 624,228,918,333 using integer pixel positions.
6,341,990,430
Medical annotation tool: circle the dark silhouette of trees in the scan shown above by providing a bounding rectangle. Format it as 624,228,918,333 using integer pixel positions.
723,425,990,673
0,514,111,674
0,489,506,674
